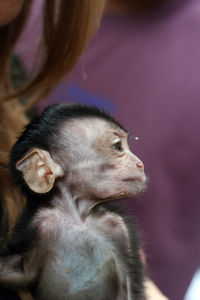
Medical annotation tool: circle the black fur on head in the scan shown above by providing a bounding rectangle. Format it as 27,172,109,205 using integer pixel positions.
10,103,127,196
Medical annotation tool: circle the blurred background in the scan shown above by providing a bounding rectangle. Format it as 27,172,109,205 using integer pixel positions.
15,0,200,299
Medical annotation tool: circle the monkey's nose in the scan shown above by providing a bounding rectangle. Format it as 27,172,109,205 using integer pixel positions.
136,161,144,171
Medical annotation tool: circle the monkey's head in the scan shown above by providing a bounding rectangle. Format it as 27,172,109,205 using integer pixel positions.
10,104,146,202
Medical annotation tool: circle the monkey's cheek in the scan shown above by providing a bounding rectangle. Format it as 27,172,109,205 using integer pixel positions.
91,181,124,200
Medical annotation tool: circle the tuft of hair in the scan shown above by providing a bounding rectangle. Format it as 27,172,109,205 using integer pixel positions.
10,103,126,192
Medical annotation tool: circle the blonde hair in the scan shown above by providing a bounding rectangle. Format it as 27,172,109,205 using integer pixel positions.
0,0,105,222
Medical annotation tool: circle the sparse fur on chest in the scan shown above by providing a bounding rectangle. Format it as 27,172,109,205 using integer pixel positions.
32,206,135,300
33,205,130,254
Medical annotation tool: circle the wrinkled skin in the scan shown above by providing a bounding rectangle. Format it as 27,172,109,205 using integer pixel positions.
56,118,146,203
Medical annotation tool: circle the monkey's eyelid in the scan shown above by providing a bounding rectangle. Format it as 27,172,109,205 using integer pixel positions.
112,138,121,143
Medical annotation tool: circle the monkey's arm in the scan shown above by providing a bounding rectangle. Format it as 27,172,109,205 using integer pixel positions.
0,254,36,288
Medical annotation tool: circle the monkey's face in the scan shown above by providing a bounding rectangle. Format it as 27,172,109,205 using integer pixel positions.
63,118,146,201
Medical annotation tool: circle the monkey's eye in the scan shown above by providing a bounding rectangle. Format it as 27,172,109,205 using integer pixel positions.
112,141,123,151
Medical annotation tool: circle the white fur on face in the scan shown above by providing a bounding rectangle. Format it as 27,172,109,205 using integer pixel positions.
58,118,146,201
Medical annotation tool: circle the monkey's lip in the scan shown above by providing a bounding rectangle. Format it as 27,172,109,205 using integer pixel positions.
123,177,143,183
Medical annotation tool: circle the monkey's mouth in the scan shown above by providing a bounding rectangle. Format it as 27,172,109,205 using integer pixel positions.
123,177,144,183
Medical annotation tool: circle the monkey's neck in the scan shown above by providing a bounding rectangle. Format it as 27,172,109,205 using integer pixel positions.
52,186,97,221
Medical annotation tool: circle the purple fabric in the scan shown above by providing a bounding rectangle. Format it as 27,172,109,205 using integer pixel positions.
17,1,200,299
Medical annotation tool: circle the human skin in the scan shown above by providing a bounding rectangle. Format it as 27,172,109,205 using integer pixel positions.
0,0,24,26
145,279,168,300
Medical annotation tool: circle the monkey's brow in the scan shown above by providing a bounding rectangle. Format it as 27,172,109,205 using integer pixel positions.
113,131,129,138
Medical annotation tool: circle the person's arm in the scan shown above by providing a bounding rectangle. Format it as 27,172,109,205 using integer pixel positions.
145,278,169,300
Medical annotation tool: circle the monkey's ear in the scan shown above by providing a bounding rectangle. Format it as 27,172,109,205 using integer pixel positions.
16,149,64,194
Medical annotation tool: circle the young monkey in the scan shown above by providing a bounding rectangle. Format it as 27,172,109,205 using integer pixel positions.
0,104,146,299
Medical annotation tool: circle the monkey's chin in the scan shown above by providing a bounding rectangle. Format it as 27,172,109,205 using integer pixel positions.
123,178,147,198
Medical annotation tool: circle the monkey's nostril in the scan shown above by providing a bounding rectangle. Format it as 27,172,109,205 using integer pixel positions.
136,162,143,169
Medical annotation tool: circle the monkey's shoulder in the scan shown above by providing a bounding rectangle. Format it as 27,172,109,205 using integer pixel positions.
88,207,130,242
32,205,130,246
